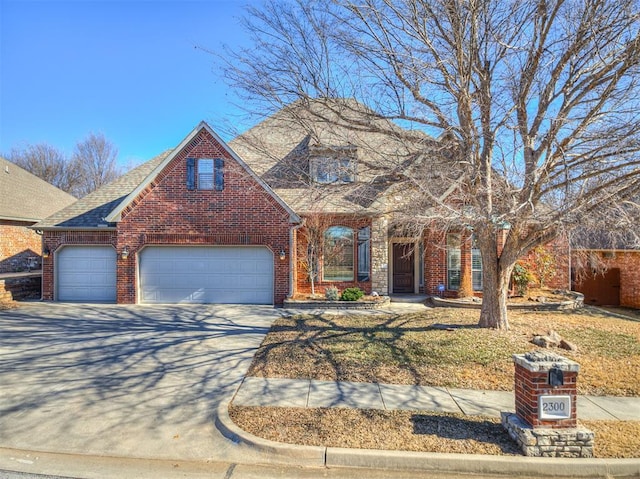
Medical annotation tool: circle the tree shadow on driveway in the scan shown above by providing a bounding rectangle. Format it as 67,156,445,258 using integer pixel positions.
0,302,279,460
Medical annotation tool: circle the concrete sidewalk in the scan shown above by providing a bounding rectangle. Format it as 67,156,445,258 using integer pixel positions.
232,376,640,421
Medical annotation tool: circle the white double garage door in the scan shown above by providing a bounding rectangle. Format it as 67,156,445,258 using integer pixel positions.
56,245,274,304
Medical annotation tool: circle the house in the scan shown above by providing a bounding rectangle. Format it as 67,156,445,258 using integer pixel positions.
0,157,76,274
34,125,299,304
33,99,570,304
571,231,640,308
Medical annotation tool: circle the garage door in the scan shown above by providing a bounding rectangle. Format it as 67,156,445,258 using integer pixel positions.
57,246,117,302
139,246,274,304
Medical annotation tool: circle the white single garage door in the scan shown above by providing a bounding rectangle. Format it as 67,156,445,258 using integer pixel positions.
57,246,117,302
139,246,274,304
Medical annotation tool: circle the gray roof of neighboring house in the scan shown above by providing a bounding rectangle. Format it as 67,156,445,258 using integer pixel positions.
32,151,170,229
0,157,76,222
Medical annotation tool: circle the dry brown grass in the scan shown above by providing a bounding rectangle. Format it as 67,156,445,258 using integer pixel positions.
247,306,640,396
229,406,640,458
229,405,520,455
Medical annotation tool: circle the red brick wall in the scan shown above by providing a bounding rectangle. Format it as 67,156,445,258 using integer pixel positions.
0,221,42,273
294,215,372,296
423,228,571,297
514,362,578,428
424,229,447,296
520,233,571,291
116,128,293,304
41,231,117,300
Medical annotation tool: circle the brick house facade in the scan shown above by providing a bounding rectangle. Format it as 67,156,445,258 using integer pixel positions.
571,249,640,308
37,124,298,305
34,101,571,305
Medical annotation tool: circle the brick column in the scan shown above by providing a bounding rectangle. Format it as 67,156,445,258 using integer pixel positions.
513,351,579,428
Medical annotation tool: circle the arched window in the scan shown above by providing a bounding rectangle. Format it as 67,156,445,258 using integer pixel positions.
323,226,354,281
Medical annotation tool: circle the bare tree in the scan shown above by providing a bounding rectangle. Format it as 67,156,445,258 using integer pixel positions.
298,212,333,295
5,143,82,195
72,132,120,198
5,133,121,198
223,0,640,329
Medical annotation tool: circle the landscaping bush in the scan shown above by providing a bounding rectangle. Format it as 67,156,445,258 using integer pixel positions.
340,287,364,301
325,286,339,301
512,262,534,296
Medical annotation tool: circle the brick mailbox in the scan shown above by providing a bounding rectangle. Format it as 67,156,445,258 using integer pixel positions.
502,350,594,457
513,351,578,428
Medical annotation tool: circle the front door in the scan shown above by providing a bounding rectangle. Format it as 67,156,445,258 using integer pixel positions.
393,243,415,293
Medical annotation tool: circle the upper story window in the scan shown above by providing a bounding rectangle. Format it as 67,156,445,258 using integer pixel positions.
198,159,214,190
186,157,224,191
310,157,356,184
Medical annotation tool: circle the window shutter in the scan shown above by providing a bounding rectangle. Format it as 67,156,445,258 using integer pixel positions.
214,158,224,191
186,158,196,190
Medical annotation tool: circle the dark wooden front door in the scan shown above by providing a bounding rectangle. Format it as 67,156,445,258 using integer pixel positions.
393,243,414,293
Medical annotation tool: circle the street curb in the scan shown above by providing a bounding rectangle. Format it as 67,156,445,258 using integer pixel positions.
215,401,326,467
218,401,640,477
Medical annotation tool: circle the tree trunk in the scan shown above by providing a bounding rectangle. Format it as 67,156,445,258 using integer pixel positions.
478,262,512,329
477,232,514,330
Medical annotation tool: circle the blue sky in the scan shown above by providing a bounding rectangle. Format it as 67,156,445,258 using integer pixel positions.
0,0,255,168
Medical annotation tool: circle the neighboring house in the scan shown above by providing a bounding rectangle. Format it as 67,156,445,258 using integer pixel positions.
571,232,640,308
0,157,76,274
33,99,569,304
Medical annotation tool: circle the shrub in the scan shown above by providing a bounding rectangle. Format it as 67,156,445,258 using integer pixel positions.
512,263,534,296
325,286,339,301
340,287,364,301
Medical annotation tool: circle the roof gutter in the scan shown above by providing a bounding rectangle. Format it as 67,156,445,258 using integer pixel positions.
1,215,41,223
27,226,117,232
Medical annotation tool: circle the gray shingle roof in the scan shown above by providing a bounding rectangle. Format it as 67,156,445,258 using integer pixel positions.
33,151,170,229
229,98,444,214
0,157,76,222
32,99,449,228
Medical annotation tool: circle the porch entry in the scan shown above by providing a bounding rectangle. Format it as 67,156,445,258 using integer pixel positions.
392,243,415,294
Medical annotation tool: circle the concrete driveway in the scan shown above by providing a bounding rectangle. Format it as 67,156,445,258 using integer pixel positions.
0,302,281,462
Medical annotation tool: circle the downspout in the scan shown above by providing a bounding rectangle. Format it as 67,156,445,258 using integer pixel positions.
34,228,44,301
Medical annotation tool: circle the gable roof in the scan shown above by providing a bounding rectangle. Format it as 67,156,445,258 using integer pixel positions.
0,157,76,222
33,122,300,230
32,151,171,230
229,98,449,215
104,122,299,224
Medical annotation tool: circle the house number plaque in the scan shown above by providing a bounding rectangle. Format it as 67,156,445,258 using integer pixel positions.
539,395,571,420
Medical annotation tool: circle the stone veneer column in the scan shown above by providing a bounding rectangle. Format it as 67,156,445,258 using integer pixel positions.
371,216,389,295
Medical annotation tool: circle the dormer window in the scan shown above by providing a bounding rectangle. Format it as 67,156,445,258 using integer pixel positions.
310,157,356,184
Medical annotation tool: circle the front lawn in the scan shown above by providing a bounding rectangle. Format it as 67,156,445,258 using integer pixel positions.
247,307,640,396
